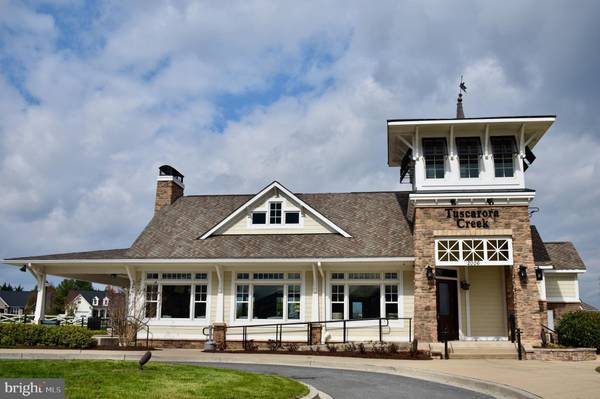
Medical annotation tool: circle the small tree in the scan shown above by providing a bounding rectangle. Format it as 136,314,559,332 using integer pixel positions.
107,286,147,347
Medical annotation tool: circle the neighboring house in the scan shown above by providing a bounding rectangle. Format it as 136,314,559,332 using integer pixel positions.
0,290,34,315
2,98,588,346
65,290,110,319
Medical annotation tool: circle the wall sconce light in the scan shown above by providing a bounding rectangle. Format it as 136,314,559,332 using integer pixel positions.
460,281,471,290
486,198,495,205
450,199,457,206
535,267,544,281
19,265,27,272
518,265,528,282
426,265,434,281
110,274,117,278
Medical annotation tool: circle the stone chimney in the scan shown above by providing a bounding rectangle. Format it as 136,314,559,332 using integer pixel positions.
155,165,184,213
456,93,465,119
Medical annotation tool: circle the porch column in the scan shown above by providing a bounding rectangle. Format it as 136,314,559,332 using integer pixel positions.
125,266,138,318
311,264,319,320
29,264,46,323
215,265,224,323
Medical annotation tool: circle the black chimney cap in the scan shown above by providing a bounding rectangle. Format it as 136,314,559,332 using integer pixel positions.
159,165,184,182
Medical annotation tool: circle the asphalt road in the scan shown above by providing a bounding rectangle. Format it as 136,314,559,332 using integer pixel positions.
193,362,493,399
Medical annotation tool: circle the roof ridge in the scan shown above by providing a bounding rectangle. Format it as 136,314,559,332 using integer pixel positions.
184,190,409,198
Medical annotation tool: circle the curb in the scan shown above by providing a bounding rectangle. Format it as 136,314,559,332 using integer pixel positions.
299,382,333,399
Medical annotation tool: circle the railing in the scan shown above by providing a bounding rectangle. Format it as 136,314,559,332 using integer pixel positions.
0,313,111,330
541,324,559,347
0,313,34,324
126,315,152,348
218,317,412,349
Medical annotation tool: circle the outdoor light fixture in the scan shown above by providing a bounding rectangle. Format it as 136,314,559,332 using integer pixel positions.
518,265,528,282
486,198,495,205
139,350,152,370
110,274,117,278
450,199,457,206
460,281,471,290
426,265,434,281
19,265,27,272
535,267,544,281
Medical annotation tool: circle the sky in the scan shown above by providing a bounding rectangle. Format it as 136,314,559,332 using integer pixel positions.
0,1,598,307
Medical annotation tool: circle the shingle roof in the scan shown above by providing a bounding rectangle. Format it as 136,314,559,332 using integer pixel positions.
0,290,34,307
544,242,586,270
531,226,552,266
125,191,414,259
5,248,129,261
581,301,598,311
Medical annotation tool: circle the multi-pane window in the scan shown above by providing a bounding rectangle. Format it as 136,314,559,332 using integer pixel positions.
253,273,284,280
194,285,208,318
436,238,512,265
384,273,398,280
456,137,482,178
422,138,447,179
287,273,301,280
145,285,158,318
331,273,345,280
287,285,301,319
146,273,159,280
269,202,282,224
491,136,517,177
236,285,249,319
348,272,380,280
384,285,399,318
331,285,345,320
161,273,191,280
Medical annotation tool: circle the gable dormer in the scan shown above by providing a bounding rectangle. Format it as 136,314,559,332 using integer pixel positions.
200,181,351,238
387,116,555,192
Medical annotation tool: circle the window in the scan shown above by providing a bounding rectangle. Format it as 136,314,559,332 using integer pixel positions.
102,297,109,307
194,285,208,318
331,285,345,320
287,273,301,280
161,273,191,280
253,285,284,319
435,238,513,265
384,273,398,280
349,285,380,319
146,273,158,280
456,137,482,178
491,136,517,178
385,285,399,318
160,285,191,318
145,285,158,318
287,285,301,319
253,273,284,280
236,273,250,280
92,297,99,306
236,285,249,319
195,273,207,280
285,212,300,224
252,212,266,225
269,202,282,224
348,272,380,280
422,138,447,179
331,273,345,280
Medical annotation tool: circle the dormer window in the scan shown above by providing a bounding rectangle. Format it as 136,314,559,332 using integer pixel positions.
92,297,99,306
456,137,482,178
422,138,447,179
491,136,518,177
102,297,109,306
269,202,282,224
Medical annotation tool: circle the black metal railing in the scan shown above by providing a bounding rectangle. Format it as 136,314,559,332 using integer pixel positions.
516,328,523,360
213,317,412,349
508,313,516,343
540,324,559,347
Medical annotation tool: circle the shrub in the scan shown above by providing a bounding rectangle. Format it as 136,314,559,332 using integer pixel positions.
285,342,299,352
372,342,386,354
326,343,338,352
0,324,96,349
387,342,399,354
267,339,280,351
243,340,258,351
357,342,366,354
555,310,600,350
343,342,357,352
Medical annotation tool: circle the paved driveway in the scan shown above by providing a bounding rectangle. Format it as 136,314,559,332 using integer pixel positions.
194,362,492,399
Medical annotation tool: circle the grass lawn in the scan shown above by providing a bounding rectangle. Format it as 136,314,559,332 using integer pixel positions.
0,360,308,399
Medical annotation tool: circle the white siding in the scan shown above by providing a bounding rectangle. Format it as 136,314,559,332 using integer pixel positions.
546,274,579,301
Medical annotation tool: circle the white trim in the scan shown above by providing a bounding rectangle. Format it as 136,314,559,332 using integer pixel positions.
388,116,556,127
537,265,554,270
460,336,509,341
546,298,581,303
199,181,352,239
3,257,414,265
465,267,471,337
435,237,513,266
311,264,319,321
544,269,586,274
435,268,462,340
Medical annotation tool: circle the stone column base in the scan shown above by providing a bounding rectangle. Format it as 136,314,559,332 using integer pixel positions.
212,322,227,351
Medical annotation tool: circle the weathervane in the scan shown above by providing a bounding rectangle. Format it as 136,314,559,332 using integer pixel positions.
456,75,466,118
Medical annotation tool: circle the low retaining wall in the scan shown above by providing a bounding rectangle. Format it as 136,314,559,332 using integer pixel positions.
526,347,597,361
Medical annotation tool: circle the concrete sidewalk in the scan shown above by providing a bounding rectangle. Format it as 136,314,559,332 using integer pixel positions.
1,348,598,398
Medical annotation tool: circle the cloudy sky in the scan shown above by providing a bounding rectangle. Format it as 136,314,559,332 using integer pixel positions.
0,1,598,307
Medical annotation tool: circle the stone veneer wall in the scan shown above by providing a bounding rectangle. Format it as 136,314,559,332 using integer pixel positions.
548,302,582,324
526,347,597,361
413,205,543,343
155,180,184,213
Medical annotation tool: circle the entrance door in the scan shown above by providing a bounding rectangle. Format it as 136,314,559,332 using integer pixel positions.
436,279,459,341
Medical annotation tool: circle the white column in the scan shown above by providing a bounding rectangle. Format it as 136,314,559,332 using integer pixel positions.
29,264,46,323
311,264,319,321
215,265,224,323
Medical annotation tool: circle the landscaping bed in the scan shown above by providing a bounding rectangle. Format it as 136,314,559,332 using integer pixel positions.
215,349,432,360
0,360,308,399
